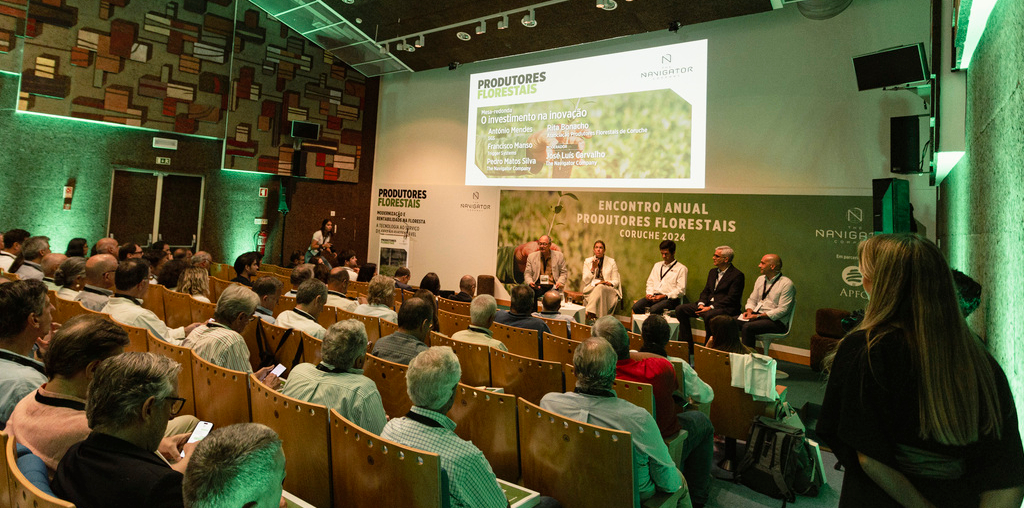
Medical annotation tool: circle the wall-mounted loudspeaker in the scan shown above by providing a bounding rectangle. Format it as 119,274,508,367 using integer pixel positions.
852,43,928,91
872,178,911,233
890,115,926,174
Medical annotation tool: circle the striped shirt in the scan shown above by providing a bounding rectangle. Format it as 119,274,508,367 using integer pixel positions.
381,407,507,508
280,364,387,434
182,322,253,373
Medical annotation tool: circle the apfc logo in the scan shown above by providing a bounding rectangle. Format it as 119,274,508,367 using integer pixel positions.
842,266,863,287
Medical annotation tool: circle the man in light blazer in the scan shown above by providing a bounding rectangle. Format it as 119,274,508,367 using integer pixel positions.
582,240,620,321
523,235,567,299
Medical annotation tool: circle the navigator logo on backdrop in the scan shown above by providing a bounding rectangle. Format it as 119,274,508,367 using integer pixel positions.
460,191,491,212
640,52,694,80
815,206,871,245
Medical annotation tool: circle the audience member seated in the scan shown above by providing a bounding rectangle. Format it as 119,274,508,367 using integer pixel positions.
532,290,576,324
144,249,171,281
450,275,476,302
594,316,714,507
7,315,197,472
281,320,388,433
356,262,377,283
151,241,172,255
704,315,751,355
313,260,330,283
285,263,315,296
451,295,507,351
231,252,260,287
286,250,303,269
172,248,192,261
0,228,30,272
353,275,399,323
381,347,509,508
64,238,88,258
40,252,67,290
182,423,286,508
632,240,687,316
54,257,86,300
394,266,413,291
118,242,143,261
326,267,358,312
183,285,280,387
0,280,51,427
190,251,212,272
419,272,442,296
102,259,202,344
74,253,118,311
14,235,50,281
541,338,688,507
177,267,211,303
276,279,328,340
738,254,795,349
158,259,189,290
252,276,282,324
371,297,432,364
414,288,441,332
53,352,193,507
339,250,360,281
494,284,551,339
92,237,118,257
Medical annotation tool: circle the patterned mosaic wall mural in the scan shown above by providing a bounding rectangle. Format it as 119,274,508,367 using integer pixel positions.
224,1,364,181
9,0,367,181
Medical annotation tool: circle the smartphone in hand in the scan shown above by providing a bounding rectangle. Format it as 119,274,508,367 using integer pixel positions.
181,421,214,458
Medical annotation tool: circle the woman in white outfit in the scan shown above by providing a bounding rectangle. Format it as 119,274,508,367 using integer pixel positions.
582,240,621,321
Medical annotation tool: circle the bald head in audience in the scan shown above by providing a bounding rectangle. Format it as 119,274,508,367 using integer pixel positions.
93,238,118,257
328,266,349,294
190,251,212,270
83,254,118,290
41,252,67,277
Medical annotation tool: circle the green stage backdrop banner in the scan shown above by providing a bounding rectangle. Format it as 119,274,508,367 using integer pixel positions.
497,190,874,352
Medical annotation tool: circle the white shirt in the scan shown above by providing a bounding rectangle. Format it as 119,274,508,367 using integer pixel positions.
744,274,795,322
326,291,358,313
102,296,186,344
276,308,326,340
0,252,16,272
644,260,687,299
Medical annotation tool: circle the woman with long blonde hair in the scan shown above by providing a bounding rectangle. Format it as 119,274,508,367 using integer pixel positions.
818,234,1023,507
177,267,211,303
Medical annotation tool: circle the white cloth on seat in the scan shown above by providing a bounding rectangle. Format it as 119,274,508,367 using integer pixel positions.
729,352,777,402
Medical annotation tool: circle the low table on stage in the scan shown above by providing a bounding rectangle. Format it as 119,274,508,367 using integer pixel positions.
631,313,681,342
538,301,586,323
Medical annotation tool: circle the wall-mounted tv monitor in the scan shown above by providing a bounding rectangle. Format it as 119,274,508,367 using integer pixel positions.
290,120,321,139
853,43,929,91
466,40,708,189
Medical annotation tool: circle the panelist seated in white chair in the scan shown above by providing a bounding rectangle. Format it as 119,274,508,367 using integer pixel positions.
738,254,795,349
582,240,621,321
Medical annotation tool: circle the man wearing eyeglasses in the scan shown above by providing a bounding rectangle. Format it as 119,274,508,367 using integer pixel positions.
54,352,197,508
675,245,745,355
102,259,203,345
74,253,118,311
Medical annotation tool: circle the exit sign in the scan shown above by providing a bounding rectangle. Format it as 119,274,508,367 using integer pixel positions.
156,156,171,165
258,187,269,197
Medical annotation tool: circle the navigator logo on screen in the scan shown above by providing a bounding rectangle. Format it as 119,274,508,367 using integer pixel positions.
662,54,672,64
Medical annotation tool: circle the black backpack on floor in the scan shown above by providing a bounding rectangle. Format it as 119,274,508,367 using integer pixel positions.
737,415,822,505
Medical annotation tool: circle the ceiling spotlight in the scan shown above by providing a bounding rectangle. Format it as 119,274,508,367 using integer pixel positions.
597,0,617,10
449,62,459,71
414,35,425,48
668,21,680,32
402,40,415,52
395,41,405,51
456,31,471,41
522,9,537,27
341,0,353,3
497,15,509,29
379,43,388,55
476,20,487,35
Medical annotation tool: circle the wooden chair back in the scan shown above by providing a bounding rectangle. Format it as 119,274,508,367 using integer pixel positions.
3,272,19,281
402,289,416,302
569,320,592,342
259,320,304,370
430,332,491,386
437,297,470,316
142,283,166,322
274,294,297,318
210,263,235,281
338,310,382,346
541,333,580,366
329,411,444,508
393,292,403,309
189,297,216,324
5,433,76,508
240,319,262,372
491,321,541,359
362,354,412,418
562,365,656,417
250,376,331,508
379,319,399,339
628,331,644,352
208,276,232,302
664,340,689,360
437,309,471,337
448,384,519,481
190,350,251,427
693,344,767,440
517,398,635,508
0,430,11,508
349,280,369,297
111,320,150,353
537,316,570,338
301,331,323,365
146,332,196,416
272,273,291,291
488,350,562,404
54,297,86,324
317,305,339,330
162,290,192,329
46,290,57,309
